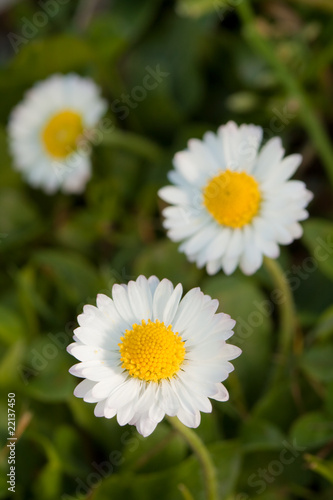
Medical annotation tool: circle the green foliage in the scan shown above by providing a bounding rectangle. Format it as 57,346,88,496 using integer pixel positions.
0,1,332,500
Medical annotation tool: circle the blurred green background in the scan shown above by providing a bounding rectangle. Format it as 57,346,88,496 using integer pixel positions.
0,0,333,499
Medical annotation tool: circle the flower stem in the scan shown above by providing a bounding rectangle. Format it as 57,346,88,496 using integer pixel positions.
166,416,218,500
237,0,333,187
102,129,163,162
263,257,296,381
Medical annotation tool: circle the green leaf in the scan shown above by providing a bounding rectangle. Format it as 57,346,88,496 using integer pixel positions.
88,0,162,48
122,422,187,473
22,337,74,402
0,189,43,251
302,218,333,282
325,380,333,417
134,240,203,291
53,425,91,477
252,383,298,430
101,129,163,162
311,304,333,342
32,249,103,305
0,341,26,387
7,35,95,85
0,305,25,345
68,396,123,451
240,418,286,452
95,440,241,500
202,275,273,404
300,343,333,382
290,411,333,449
32,461,62,500
304,453,333,484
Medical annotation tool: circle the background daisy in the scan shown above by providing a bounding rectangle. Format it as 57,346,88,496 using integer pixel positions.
67,275,241,437
159,121,313,276
8,73,107,193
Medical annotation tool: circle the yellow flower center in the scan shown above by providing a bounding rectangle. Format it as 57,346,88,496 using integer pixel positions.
119,319,186,382
41,110,83,159
203,169,261,228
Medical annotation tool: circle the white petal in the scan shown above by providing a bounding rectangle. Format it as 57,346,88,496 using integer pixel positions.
112,284,136,325
136,415,159,437
254,137,285,180
152,278,174,321
269,154,302,183
158,186,190,205
160,379,181,416
73,379,96,398
203,227,232,263
239,246,263,275
173,288,204,334
219,121,263,172
105,378,141,410
163,283,183,326
179,222,219,256
69,361,122,381
212,383,229,401
127,276,153,321
206,258,222,275
173,151,208,187
177,408,201,428
187,138,220,177
91,375,126,399
148,275,160,295
68,344,119,362
94,399,107,417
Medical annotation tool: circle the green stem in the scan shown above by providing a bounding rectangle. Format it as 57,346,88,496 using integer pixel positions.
166,416,218,500
130,430,177,471
101,129,163,162
237,0,333,187
178,483,195,500
263,257,296,381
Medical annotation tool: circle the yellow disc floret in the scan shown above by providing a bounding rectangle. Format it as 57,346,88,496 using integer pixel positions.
41,110,83,159
119,319,185,382
203,169,261,228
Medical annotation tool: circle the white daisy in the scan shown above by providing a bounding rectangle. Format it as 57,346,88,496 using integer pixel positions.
158,121,313,275
8,73,107,194
67,275,241,437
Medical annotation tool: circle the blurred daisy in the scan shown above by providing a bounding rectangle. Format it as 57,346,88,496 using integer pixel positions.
67,275,240,437
8,73,107,194
159,121,313,275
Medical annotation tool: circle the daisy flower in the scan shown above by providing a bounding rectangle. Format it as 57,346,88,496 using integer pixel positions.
158,121,313,275
67,275,241,437
8,73,107,194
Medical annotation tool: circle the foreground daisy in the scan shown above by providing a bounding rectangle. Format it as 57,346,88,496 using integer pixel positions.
159,121,313,275
8,73,107,193
67,275,240,437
